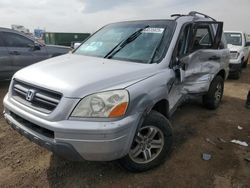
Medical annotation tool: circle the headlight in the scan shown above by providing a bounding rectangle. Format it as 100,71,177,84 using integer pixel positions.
230,51,239,59
71,90,129,118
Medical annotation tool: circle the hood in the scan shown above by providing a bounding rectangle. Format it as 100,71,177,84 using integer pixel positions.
14,54,158,98
227,44,243,52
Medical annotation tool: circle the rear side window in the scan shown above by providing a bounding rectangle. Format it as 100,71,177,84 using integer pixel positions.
2,32,34,47
192,26,213,51
198,30,212,46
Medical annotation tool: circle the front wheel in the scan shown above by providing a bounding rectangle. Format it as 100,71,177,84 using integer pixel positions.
203,75,224,110
118,111,173,172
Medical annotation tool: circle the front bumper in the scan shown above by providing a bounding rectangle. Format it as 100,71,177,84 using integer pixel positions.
5,113,83,161
3,95,140,161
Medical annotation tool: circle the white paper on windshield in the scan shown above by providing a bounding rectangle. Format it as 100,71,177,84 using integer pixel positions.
80,41,103,52
142,28,164,34
230,34,241,37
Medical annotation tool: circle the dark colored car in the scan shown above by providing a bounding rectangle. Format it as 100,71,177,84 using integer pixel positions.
0,27,71,80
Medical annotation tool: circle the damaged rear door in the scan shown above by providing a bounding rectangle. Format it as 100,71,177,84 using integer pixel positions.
173,21,225,94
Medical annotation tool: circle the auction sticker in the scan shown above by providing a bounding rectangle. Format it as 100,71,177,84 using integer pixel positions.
142,28,164,34
230,34,241,37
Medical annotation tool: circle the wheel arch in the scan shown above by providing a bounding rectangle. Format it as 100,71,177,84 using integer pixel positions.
216,69,226,80
151,99,170,118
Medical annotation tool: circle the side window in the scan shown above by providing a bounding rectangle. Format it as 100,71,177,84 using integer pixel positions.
191,26,213,51
177,24,192,57
175,22,222,60
2,32,34,47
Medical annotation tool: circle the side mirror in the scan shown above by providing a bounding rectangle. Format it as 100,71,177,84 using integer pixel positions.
34,43,41,50
29,43,41,51
175,57,186,82
73,42,81,49
245,42,250,47
176,57,186,70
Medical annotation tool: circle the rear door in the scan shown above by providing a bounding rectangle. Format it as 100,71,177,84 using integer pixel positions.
2,32,49,73
0,33,13,79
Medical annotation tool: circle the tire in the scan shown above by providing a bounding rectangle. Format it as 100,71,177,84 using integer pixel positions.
118,111,173,172
233,70,241,80
242,61,247,68
203,75,224,110
242,57,248,68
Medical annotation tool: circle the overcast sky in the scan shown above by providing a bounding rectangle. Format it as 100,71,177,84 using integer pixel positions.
0,0,249,34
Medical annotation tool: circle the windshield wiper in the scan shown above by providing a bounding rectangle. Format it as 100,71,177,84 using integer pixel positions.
104,25,149,59
147,28,166,64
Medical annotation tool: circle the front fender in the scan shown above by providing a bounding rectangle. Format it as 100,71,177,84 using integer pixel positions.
126,70,174,118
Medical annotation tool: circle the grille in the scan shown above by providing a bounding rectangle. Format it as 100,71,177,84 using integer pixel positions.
230,51,238,59
12,79,62,113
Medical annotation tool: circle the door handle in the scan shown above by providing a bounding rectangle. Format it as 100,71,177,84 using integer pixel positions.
209,56,220,61
9,51,20,55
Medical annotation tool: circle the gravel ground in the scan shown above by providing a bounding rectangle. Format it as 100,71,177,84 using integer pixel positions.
0,63,250,188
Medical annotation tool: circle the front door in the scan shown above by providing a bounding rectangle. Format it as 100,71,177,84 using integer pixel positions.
2,32,48,73
174,21,224,94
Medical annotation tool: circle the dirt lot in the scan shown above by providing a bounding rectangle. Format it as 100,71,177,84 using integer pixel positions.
0,65,250,188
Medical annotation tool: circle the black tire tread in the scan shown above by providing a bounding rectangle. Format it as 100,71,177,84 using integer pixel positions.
118,110,173,172
203,75,224,110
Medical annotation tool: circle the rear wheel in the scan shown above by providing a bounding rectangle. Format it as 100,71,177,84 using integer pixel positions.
203,75,224,110
119,111,173,172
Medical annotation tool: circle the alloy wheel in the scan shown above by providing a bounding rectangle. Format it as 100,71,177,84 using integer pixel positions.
129,126,164,164
214,82,223,103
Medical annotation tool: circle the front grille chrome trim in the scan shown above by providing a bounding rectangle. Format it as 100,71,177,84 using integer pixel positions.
12,79,62,114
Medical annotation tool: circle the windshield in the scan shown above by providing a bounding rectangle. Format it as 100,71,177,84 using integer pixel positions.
74,20,175,63
224,32,242,46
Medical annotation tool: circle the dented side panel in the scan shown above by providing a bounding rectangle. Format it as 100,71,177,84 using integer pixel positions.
181,49,229,94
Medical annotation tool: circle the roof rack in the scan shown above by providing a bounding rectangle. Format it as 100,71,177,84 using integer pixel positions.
170,14,189,20
171,11,217,21
188,11,216,21
171,14,187,18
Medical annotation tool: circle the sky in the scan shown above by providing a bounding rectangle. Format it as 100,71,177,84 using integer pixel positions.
0,0,249,34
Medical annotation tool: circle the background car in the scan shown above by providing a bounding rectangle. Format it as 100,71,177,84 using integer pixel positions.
224,31,250,79
0,27,71,80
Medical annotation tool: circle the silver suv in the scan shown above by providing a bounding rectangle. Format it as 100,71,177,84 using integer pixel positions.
3,12,229,172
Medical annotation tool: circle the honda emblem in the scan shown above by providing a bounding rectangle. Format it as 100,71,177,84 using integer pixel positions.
26,89,35,102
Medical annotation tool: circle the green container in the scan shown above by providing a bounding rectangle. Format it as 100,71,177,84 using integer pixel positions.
44,32,90,47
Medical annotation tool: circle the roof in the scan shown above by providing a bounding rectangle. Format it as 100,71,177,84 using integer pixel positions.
224,31,245,34
0,27,29,35
0,27,35,41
